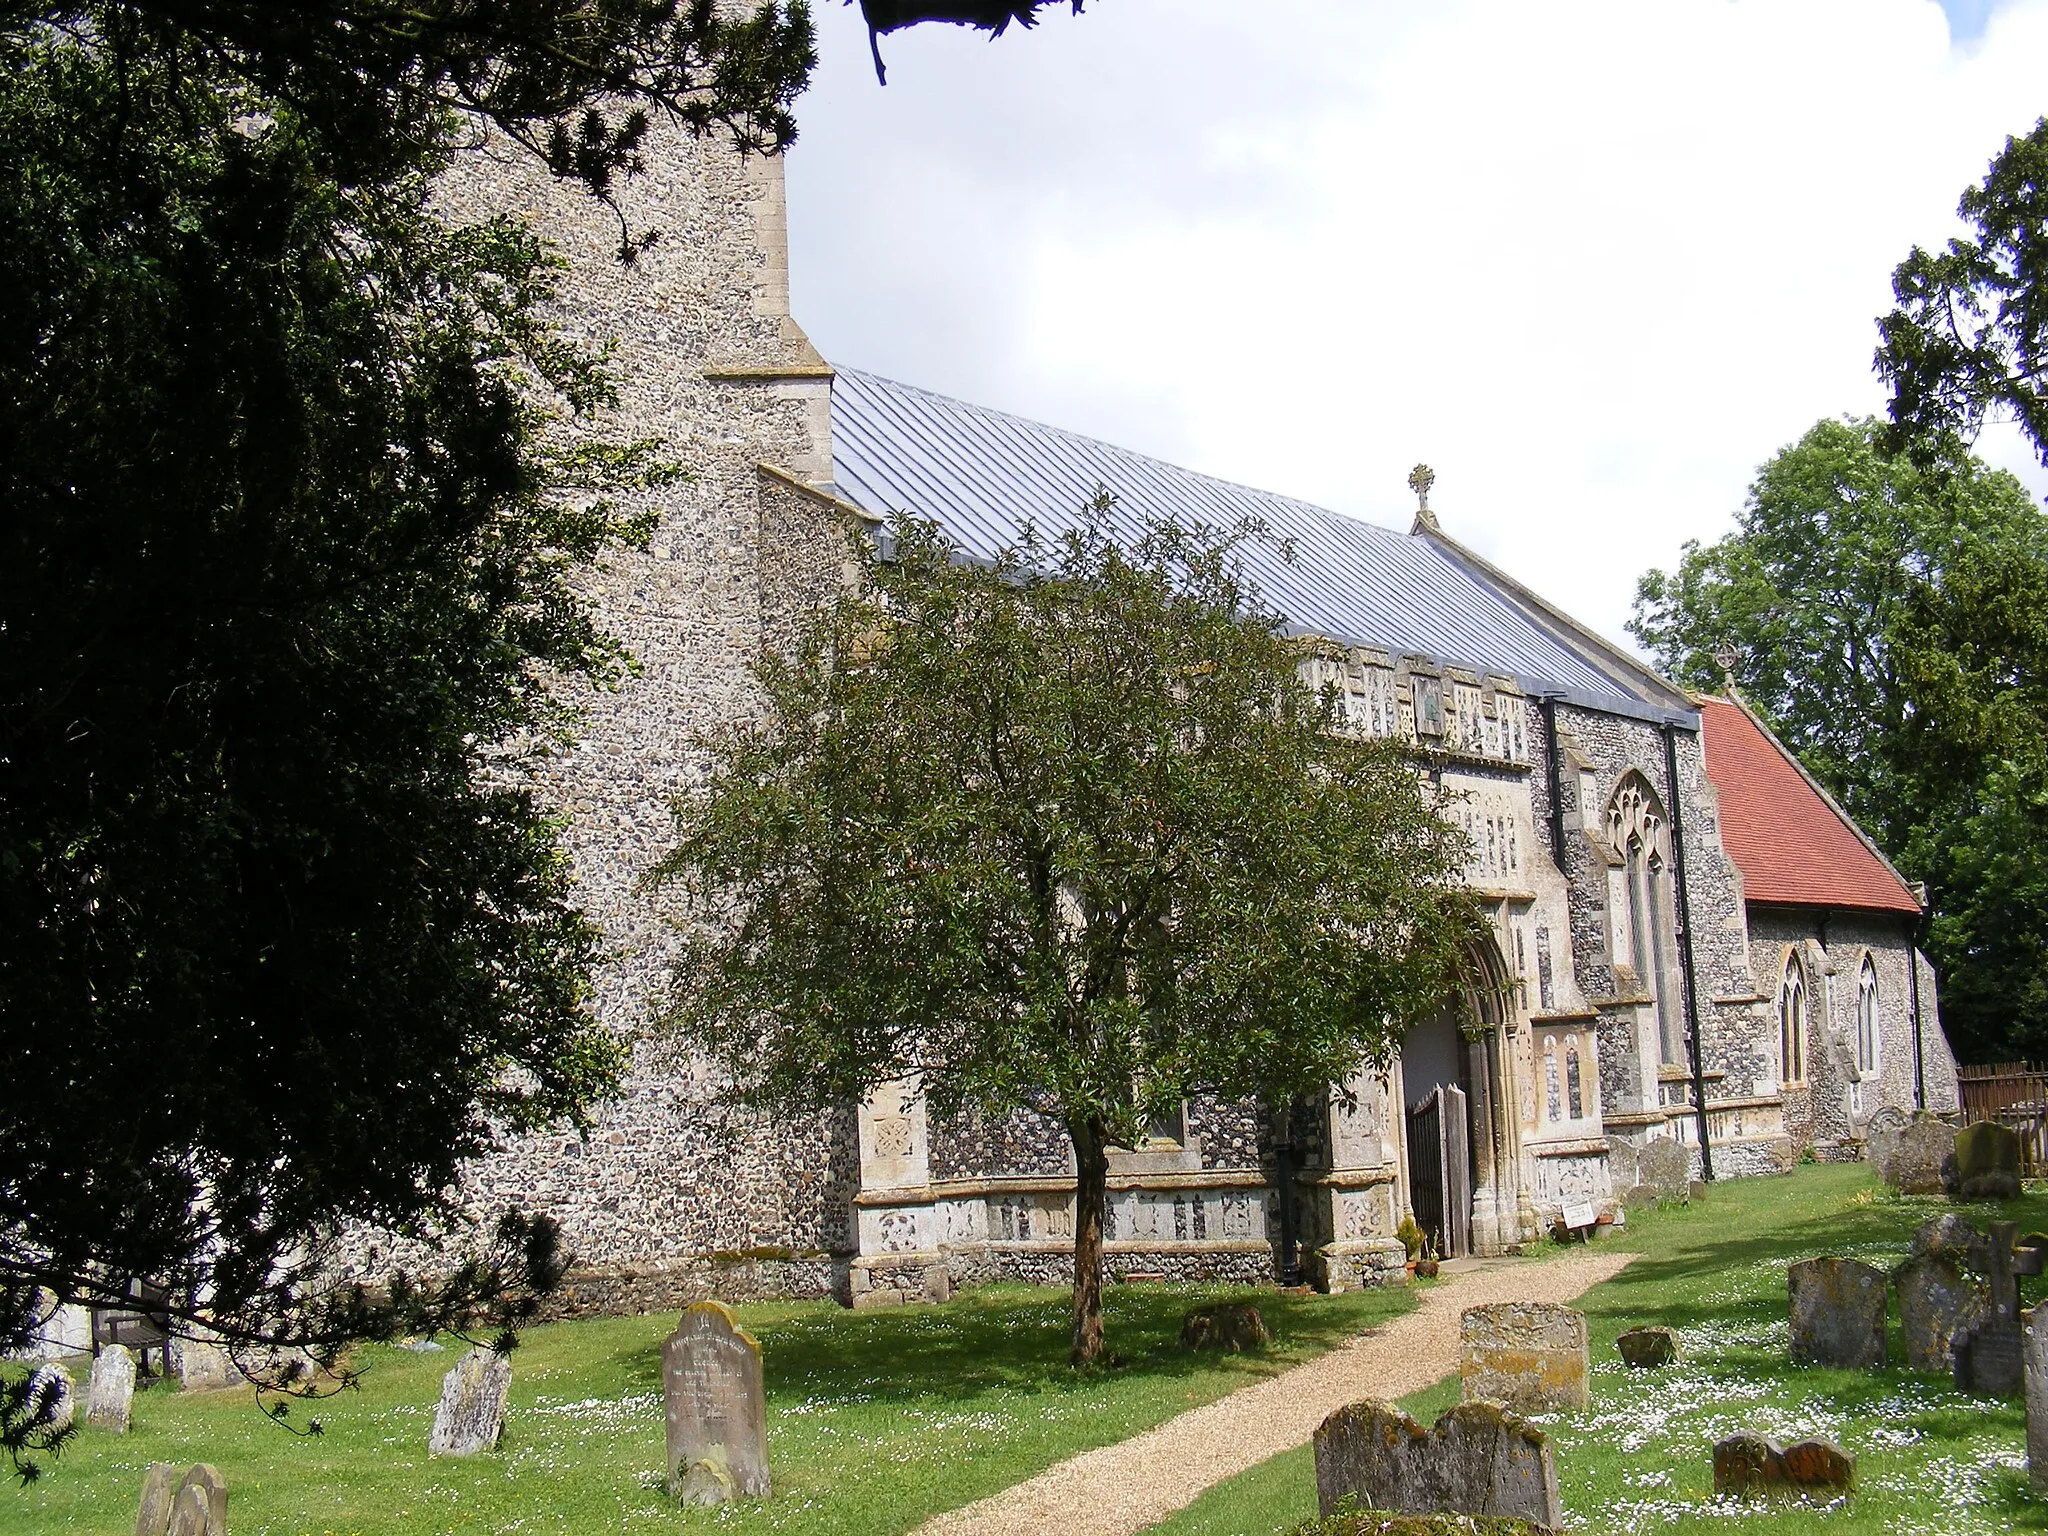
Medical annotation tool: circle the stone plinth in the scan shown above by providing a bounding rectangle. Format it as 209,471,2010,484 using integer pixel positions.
1460,1303,1590,1414
1787,1258,1886,1369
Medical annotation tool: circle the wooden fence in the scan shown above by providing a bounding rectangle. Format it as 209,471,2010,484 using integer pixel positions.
1957,1062,2048,1176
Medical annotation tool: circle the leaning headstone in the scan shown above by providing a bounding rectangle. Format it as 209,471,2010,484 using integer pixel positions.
86,1344,136,1432
134,1463,179,1536
1956,1219,2025,1396
1460,1302,1590,1413
1313,1398,1561,1529
1616,1326,1681,1368
166,1466,226,1536
1178,1302,1271,1353
427,1346,512,1456
2026,1303,2048,1491
1635,1138,1690,1200
1879,1115,1953,1197
1953,1122,2022,1201
1787,1257,1887,1369
664,1301,770,1504
1712,1431,1855,1499
26,1361,74,1431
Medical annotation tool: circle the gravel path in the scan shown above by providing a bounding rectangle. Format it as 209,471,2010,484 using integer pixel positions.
913,1249,1633,1536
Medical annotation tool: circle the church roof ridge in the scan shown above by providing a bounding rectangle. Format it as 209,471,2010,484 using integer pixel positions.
826,366,1686,723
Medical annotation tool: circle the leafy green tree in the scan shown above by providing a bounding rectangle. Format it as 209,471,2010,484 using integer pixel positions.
654,503,1477,1364
1630,418,2048,1061
1877,117,2048,470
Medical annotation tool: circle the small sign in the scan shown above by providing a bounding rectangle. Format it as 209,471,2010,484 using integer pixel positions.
1563,1201,1597,1231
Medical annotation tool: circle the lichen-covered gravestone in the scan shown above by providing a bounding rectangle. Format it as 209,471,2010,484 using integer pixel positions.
2027,1303,2048,1491
1460,1303,1590,1413
1895,1215,1990,1373
1178,1302,1270,1353
1787,1258,1886,1369
1952,1122,2022,1201
1635,1137,1690,1201
86,1344,136,1432
135,1463,226,1536
427,1346,512,1456
1616,1326,1680,1368
26,1361,73,1431
174,1340,236,1393
1955,1219,2025,1396
664,1301,770,1505
1313,1398,1561,1529
1878,1114,1953,1197
1712,1431,1854,1499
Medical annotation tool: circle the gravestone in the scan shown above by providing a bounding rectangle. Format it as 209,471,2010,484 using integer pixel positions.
1877,1115,1952,1197
135,1464,226,1536
427,1346,512,1456
1787,1258,1886,1369
1712,1431,1855,1499
134,1463,179,1536
1895,1253,1987,1373
1178,1302,1270,1353
1460,1303,1590,1413
1313,1398,1561,1529
1635,1138,1690,1201
1616,1326,1680,1368
1955,1219,2025,1396
26,1361,74,1431
175,1341,236,1393
2027,1303,2048,1490
664,1302,770,1504
1952,1122,2022,1201
86,1344,136,1432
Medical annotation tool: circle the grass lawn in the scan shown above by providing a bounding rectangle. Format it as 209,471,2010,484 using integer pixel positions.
1145,1163,2048,1536
2,1279,1417,1536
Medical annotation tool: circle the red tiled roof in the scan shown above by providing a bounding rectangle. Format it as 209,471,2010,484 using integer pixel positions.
1697,696,1921,916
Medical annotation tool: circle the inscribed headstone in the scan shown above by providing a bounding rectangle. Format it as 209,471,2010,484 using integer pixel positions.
427,1347,512,1456
1460,1302,1590,1413
2024,1303,2048,1491
1616,1326,1680,1368
1712,1431,1854,1499
26,1361,73,1431
1787,1257,1886,1369
663,1302,770,1504
1953,1122,2022,1200
1313,1398,1560,1529
86,1344,136,1432
1956,1219,2025,1396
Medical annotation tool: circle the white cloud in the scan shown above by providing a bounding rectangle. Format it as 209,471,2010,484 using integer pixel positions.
786,0,2048,647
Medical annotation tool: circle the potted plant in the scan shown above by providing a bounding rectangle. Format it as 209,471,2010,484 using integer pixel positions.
1414,1239,1441,1280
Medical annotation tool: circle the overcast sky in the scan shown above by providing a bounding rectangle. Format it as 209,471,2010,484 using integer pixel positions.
783,0,2048,649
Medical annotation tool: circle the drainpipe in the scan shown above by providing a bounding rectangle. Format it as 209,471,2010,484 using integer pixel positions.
1909,912,1927,1112
1272,1101,1301,1286
1540,696,1569,876
1662,724,1715,1181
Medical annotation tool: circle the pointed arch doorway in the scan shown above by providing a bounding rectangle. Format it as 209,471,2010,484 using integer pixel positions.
1401,935,1516,1260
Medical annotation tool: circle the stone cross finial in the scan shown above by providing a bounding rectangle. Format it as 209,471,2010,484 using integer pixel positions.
1408,464,1435,511
1714,643,1739,687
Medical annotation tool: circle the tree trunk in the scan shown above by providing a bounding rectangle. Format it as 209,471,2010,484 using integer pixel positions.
1068,1115,1110,1366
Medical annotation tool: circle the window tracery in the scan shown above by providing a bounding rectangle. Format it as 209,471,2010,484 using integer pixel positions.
1778,953,1807,1085
1605,772,1683,1065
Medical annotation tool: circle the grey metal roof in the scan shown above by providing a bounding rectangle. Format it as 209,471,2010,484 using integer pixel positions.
829,368,1689,722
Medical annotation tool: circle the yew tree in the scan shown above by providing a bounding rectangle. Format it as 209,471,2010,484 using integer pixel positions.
656,501,1476,1363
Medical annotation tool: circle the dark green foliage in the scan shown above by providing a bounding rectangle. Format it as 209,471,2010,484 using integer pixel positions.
656,501,1478,1362
0,16,654,1477
1877,118,2048,472
1631,418,2048,1062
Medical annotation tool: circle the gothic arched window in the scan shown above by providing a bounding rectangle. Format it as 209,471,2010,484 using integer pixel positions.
1778,953,1807,1085
1855,957,1881,1078
1606,772,1682,1066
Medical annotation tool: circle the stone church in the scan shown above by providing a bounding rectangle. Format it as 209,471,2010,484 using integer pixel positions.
425,117,1961,1314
